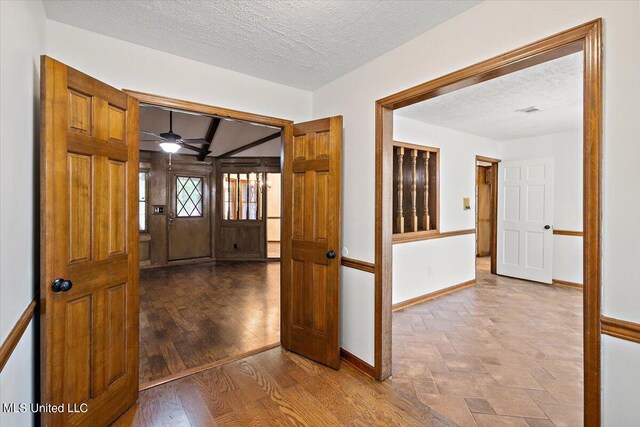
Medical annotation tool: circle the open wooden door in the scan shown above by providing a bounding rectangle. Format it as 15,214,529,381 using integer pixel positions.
40,56,139,426
281,116,342,369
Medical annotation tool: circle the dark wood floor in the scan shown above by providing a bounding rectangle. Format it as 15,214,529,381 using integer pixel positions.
139,261,280,386
116,347,456,426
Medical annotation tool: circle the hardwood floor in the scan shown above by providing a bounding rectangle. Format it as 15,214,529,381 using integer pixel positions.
115,347,456,427
139,261,280,386
122,257,582,426
392,257,583,426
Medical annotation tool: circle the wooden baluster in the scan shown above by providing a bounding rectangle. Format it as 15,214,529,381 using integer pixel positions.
257,173,262,220
236,173,240,219
396,147,404,233
245,174,250,220
410,149,418,232
224,173,231,219
423,151,431,230
253,174,257,220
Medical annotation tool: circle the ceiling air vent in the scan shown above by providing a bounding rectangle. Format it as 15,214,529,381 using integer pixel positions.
516,106,540,113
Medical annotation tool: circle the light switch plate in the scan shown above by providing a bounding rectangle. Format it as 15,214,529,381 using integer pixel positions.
463,197,471,210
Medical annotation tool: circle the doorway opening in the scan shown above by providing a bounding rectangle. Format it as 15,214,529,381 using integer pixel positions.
375,20,602,426
475,156,499,277
128,91,289,389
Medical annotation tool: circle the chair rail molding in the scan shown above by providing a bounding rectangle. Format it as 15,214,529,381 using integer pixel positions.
0,298,37,372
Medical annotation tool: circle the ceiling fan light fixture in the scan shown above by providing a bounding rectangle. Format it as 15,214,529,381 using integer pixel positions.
159,141,181,153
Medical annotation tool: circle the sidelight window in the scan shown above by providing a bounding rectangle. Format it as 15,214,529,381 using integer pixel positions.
139,171,148,231
176,176,203,217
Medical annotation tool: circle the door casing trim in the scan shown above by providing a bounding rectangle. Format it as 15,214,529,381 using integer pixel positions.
374,20,603,427
124,89,291,388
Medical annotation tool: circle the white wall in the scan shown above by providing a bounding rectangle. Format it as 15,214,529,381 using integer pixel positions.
45,20,312,124
312,1,640,422
2,0,639,423
392,116,502,303
500,129,583,285
0,1,46,426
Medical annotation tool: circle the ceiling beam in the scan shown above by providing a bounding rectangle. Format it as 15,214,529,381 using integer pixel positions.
218,131,282,158
197,117,222,161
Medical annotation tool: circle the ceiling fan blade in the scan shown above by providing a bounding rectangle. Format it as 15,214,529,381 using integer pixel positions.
180,142,209,155
140,130,167,141
181,138,209,144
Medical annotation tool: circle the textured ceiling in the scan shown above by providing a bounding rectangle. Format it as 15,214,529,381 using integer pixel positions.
139,106,280,157
43,0,479,90
396,52,583,140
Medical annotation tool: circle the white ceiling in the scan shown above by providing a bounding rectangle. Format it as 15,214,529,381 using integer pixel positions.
139,106,280,157
43,0,479,90
395,52,583,140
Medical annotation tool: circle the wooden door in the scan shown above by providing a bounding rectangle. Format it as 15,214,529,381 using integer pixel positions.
40,56,139,426
168,167,211,261
476,166,492,257
497,159,554,283
281,116,342,369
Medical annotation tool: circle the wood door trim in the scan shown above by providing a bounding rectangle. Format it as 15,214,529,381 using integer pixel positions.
374,20,603,426
0,298,37,372
123,89,293,128
392,280,475,312
476,155,502,163
392,228,475,244
552,279,583,290
340,348,375,378
139,342,281,391
341,257,376,273
553,229,584,236
475,156,499,274
601,317,640,344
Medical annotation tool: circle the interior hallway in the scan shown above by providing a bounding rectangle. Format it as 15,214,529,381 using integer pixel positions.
392,257,584,426
139,261,280,386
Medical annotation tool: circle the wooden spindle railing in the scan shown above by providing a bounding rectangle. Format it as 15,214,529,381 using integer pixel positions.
396,147,404,233
423,151,430,230
410,149,418,232
393,142,438,238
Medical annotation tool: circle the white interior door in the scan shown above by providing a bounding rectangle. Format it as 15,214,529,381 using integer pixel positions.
497,159,554,283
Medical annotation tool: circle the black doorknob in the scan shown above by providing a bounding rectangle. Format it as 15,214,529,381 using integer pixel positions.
326,250,336,259
544,225,551,230
51,278,73,293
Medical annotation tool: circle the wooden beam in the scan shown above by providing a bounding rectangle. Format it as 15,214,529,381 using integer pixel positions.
218,131,281,158
197,117,221,161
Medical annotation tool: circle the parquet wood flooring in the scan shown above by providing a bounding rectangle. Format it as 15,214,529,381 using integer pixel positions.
391,257,584,426
139,261,280,386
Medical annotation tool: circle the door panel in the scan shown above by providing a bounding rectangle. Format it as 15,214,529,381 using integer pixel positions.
40,56,139,426
168,169,211,261
281,116,342,369
497,159,554,283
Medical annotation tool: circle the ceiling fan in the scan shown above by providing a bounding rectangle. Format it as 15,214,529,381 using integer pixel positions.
140,111,210,156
